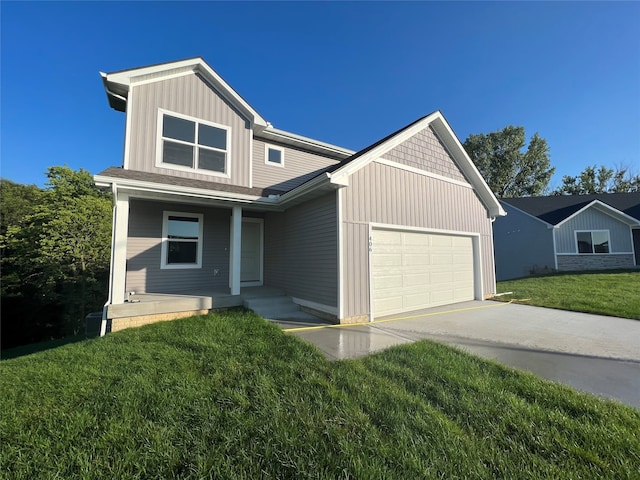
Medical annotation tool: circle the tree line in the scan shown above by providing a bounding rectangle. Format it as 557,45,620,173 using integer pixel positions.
463,125,639,198
1,167,112,350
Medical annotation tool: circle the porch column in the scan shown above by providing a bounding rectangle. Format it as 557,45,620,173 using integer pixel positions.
229,206,242,295
102,189,130,336
110,191,130,304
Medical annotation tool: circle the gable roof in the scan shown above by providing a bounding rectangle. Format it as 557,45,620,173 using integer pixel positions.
101,57,355,159
501,193,640,225
101,57,268,127
322,110,506,218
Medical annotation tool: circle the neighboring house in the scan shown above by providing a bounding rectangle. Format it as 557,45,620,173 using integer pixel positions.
494,193,640,280
95,57,505,334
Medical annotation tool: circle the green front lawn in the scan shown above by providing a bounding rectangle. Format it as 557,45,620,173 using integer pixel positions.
496,270,640,319
2,310,639,479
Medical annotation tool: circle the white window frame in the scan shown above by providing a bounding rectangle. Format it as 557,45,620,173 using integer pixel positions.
161,211,204,269
575,229,611,254
264,144,285,168
156,109,232,178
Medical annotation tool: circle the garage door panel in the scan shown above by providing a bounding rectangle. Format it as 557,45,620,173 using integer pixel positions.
373,274,403,290
431,254,455,265
372,253,402,266
374,296,403,314
372,229,475,317
404,254,431,266
375,231,402,244
430,235,453,247
404,292,431,308
403,273,430,286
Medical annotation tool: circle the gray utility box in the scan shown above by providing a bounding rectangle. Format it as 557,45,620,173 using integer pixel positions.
85,312,103,337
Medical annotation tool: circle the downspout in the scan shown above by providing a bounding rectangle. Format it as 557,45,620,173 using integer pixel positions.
100,183,118,337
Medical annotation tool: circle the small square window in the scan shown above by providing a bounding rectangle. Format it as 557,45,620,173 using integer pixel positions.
265,145,284,167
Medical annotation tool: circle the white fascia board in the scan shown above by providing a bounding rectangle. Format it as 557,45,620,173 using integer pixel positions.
103,58,268,127
259,127,355,157
276,172,335,205
428,115,506,218
554,200,640,228
500,200,553,227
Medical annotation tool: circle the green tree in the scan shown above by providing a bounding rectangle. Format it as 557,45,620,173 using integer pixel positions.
553,165,640,195
1,167,112,347
463,126,555,198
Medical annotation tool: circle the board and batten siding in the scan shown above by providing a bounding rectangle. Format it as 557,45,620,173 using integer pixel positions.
493,203,555,280
127,73,252,187
342,161,495,319
125,200,231,294
264,193,338,308
555,208,633,253
252,138,341,192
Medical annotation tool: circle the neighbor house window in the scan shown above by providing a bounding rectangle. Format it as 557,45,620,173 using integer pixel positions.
158,110,230,175
161,212,203,269
265,144,284,167
576,230,610,254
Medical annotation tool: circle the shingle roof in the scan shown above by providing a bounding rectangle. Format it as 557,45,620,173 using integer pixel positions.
502,193,640,225
95,167,286,197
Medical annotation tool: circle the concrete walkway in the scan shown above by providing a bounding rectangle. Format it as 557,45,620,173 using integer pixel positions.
280,301,640,408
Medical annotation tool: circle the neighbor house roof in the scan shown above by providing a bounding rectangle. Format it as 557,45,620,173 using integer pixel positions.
502,193,640,225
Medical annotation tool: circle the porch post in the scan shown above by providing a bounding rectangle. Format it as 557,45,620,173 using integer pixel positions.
111,191,130,304
229,206,242,295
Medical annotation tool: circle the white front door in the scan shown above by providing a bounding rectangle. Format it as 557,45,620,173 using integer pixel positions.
241,219,263,285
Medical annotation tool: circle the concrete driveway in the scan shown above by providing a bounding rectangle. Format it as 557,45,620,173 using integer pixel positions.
277,301,640,409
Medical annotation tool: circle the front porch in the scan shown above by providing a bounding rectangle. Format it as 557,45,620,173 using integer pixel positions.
103,286,327,333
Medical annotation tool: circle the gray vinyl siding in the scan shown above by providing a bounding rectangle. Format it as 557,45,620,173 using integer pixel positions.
555,208,633,253
264,193,338,308
126,199,231,294
342,161,494,319
127,73,252,187
493,203,555,280
384,126,468,183
252,138,341,191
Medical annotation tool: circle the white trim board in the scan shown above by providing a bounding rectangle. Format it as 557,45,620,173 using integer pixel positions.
374,158,473,189
555,200,640,228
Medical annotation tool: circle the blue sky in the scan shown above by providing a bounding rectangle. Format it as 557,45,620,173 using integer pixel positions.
2,1,639,190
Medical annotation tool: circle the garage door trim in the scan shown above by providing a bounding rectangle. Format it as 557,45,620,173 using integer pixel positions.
368,223,484,321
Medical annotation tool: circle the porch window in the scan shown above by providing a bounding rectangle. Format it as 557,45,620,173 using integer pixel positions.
161,212,203,269
576,230,610,254
158,110,230,176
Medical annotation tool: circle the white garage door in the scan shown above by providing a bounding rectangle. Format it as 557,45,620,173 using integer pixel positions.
371,229,475,317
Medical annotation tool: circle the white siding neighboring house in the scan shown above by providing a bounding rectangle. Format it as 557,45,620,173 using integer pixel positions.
494,194,640,281
95,57,505,333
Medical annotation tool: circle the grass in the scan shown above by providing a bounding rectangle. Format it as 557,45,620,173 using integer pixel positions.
2,310,639,478
496,270,640,319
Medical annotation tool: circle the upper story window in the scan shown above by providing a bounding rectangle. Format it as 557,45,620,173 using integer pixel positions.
157,110,230,176
265,144,285,167
576,230,610,254
161,211,203,269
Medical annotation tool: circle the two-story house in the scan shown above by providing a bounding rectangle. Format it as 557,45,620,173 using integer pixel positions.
95,57,505,334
